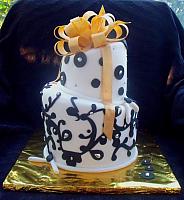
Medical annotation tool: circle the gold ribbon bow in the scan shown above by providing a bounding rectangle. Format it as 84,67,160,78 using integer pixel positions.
54,6,130,140
54,6,130,55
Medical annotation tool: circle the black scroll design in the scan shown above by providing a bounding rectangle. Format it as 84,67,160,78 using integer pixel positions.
60,97,107,166
43,93,61,112
42,92,63,162
42,93,138,167
43,95,107,167
111,106,138,161
40,83,53,95
43,83,53,89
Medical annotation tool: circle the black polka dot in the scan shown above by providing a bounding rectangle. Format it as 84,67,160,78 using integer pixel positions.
127,150,131,157
87,129,91,133
145,165,154,171
118,87,124,95
60,71,66,86
51,113,56,118
64,56,70,64
140,171,155,180
74,52,87,68
141,159,151,166
91,79,100,88
114,65,124,80
46,153,53,162
99,57,103,66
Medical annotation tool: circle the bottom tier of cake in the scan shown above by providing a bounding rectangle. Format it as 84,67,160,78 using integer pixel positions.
30,82,139,173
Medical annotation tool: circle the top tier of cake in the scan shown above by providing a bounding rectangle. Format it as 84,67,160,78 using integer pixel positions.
59,41,127,102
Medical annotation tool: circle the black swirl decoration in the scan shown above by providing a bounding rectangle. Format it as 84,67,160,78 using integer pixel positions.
43,83,53,89
65,98,106,164
42,92,63,162
42,93,107,167
42,92,138,167
111,106,138,161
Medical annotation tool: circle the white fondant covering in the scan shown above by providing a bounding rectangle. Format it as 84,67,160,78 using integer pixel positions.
41,82,138,172
61,42,127,102
29,42,139,173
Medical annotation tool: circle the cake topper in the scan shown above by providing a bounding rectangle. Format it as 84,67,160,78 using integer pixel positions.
54,6,130,56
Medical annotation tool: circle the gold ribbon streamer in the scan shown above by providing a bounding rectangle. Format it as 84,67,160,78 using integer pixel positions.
101,45,115,140
101,45,112,102
54,6,130,140
103,104,115,140
54,5,130,56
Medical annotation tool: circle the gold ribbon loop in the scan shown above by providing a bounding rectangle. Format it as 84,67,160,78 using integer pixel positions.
54,26,69,40
104,13,115,22
83,11,97,21
91,32,107,48
54,40,69,56
68,37,81,54
54,6,130,56
65,23,78,38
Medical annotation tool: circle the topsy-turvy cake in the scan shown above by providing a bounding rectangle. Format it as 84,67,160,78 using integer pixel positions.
29,6,139,174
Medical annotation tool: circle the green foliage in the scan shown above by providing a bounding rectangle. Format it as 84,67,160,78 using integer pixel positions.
0,0,13,27
158,0,184,26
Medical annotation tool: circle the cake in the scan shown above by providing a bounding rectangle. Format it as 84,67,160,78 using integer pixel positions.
28,6,139,174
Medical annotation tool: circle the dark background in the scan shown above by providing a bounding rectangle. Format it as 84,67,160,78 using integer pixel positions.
0,0,184,199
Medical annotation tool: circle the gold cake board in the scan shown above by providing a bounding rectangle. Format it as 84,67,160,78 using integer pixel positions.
3,130,181,194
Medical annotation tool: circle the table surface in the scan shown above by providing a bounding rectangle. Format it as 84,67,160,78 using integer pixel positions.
0,128,183,200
